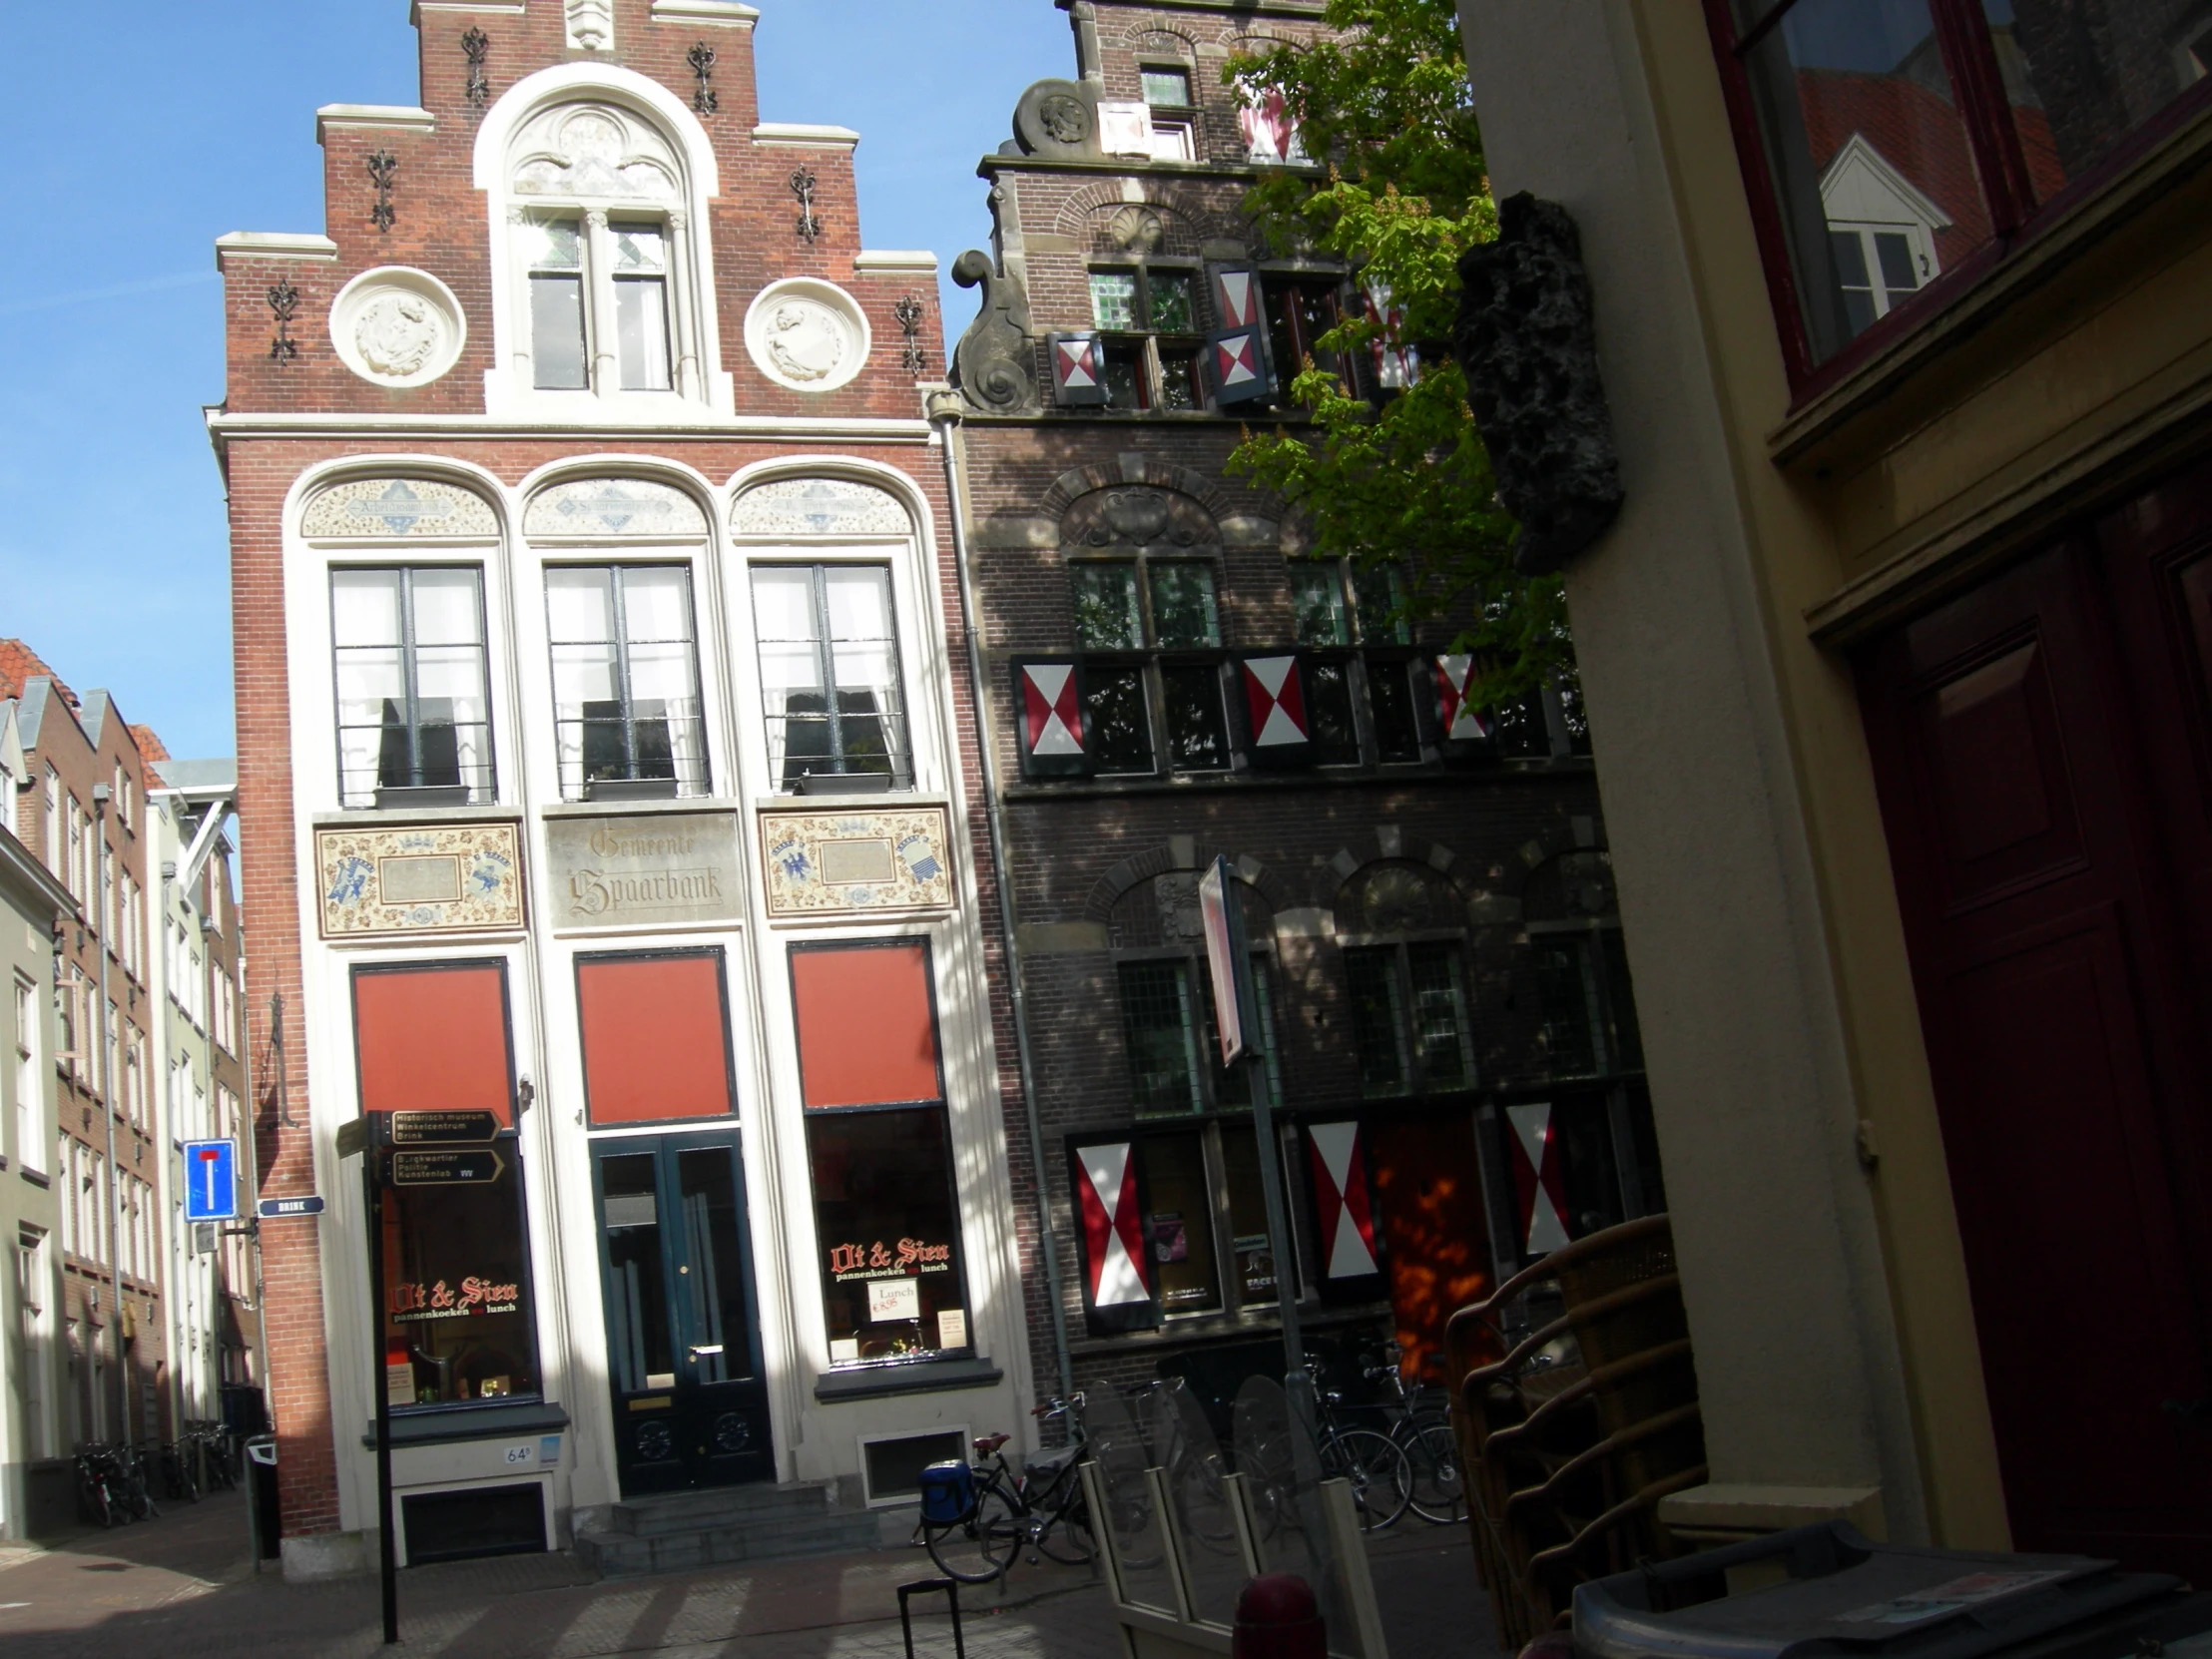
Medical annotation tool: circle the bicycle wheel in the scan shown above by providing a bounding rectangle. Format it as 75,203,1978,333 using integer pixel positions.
923,1485,1021,1583
1401,1421,1463,1524
1035,1484,1093,1565
1324,1428,1410,1531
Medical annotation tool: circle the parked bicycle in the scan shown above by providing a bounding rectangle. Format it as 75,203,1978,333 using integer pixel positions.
75,1443,159,1527
1364,1341,1464,1524
920,1393,1095,1584
157,1438,201,1504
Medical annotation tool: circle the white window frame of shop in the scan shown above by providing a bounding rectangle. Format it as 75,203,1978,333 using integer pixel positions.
475,67,732,418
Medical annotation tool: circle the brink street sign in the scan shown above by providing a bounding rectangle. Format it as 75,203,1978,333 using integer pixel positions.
389,1110,502,1146
389,1148,506,1186
259,1195,327,1219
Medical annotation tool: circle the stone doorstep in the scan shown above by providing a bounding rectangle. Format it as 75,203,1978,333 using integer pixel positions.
601,1478,845,1537
1657,1482,1888,1546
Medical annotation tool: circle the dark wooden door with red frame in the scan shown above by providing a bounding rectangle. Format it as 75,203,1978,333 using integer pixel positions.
1856,502,2212,1578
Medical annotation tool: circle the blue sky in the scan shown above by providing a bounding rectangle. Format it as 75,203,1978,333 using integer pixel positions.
0,1,1070,761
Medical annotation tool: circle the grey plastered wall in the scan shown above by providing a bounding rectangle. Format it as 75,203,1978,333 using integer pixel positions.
1453,0,1929,1540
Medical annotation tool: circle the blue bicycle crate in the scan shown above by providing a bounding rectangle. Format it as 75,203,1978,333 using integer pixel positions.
917,1459,974,1523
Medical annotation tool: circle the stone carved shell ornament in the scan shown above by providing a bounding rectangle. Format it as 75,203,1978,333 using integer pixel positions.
327,268,466,389
744,278,869,393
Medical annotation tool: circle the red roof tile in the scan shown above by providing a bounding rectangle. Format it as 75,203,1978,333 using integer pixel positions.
0,639,77,708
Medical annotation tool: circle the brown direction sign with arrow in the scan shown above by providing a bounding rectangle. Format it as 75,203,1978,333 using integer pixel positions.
389,1147,507,1186
389,1110,502,1146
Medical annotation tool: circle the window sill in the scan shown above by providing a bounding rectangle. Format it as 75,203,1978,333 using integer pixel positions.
313,805,518,829
19,1166,49,1188
1004,758,1592,801
813,1356,1003,1403
540,796,739,820
1770,90,2212,472
361,1399,569,1449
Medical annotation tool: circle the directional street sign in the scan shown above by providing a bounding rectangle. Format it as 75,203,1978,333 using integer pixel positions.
389,1147,506,1186
183,1140,240,1222
389,1110,502,1146
259,1195,327,1220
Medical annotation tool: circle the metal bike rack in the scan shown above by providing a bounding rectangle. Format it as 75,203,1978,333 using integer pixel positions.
898,1576,967,1659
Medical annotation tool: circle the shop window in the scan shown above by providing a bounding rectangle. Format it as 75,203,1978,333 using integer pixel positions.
751,564,912,793
1069,555,1230,777
1709,0,2212,377
352,962,537,1411
546,565,707,801
790,941,970,1367
1085,266,1203,411
577,950,737,1126
330,567,496,809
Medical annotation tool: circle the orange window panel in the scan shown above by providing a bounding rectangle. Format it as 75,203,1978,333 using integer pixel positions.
352,963,514,1124
791,942,941,1109
577,952,736,1126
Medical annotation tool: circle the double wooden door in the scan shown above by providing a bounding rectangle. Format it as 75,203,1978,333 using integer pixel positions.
592,1134,773,1495
1855,458,2212,1576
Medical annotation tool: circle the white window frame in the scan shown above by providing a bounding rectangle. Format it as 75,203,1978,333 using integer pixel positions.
13,973,37,1173
475,68,732,419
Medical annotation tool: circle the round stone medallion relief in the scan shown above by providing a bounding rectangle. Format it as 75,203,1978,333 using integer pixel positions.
744,277,871,394
328,267,466,389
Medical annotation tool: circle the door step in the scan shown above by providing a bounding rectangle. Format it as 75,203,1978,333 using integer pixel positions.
575,1479,884,1578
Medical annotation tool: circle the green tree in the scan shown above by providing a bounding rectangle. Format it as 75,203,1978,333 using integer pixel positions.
1226,0,1572,708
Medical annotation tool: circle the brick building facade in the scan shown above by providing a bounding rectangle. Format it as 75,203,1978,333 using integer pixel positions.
215,0,1034,1577
938,0,1663,1414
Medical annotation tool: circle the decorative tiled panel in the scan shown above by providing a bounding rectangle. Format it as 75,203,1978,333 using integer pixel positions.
316,823,525,938
759,804,954,918
733,478,910,538
524,477,708,539
301,477,499,540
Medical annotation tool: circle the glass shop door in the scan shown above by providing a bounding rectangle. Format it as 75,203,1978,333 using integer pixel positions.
593,1134,773,1495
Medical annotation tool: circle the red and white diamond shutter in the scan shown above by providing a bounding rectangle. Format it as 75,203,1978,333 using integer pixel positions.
1307,1120,1383,1294
1048,332,1111,406
1433,655,1492,750
1209,325,1274,406
1070,1138,1160,1333
1210,265,1264,331
1013,660,1089,779
1241,655,1312,766
1505,1103,1572,1257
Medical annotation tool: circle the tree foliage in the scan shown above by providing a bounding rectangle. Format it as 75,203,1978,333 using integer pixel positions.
1225,0,1571,705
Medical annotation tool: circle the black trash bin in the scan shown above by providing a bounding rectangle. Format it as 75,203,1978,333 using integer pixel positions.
245,1435,280,1561
1575,1523,2212,1659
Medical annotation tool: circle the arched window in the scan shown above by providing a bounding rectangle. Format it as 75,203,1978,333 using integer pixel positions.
501,97,712,403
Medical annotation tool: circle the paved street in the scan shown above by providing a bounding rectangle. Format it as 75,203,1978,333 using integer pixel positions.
0,1493,1500,1659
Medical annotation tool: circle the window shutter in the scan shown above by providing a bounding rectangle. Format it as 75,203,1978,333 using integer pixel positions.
1013,659,1092,779
351,962,514,1124
1432,655,1495,754
1068,1136,1161,1333
1207,264,1263,331
1208,326,1274,406
1240,654,1313,767
1048,332,1111,407
576,951,736,1126
1306,1119,1385,1300
1504,1102,1573,1258
791,941,942,1109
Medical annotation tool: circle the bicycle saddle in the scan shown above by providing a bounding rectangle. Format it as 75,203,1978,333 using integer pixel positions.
974,1431,1011,1456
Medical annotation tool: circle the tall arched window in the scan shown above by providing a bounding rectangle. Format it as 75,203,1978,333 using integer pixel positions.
502,98,710,403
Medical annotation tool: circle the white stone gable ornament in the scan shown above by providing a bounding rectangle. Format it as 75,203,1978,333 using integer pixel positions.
326,268,467,390
566,0,614,51
511,105,678,202
744,278,870,394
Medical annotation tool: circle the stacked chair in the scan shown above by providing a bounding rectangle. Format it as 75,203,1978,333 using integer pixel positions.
1442,1214,1707,1648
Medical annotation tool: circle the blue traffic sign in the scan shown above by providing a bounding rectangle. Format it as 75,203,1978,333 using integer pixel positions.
183,1140,239,1222
259,1195,325,1220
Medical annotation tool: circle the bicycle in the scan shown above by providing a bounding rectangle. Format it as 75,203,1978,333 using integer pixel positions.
157,1439,201,1504
75,1445,120,1528
115,1444,160,1522
921,1393,1095,1584
1303,1359,1412,1531
1364,1341,1464,1525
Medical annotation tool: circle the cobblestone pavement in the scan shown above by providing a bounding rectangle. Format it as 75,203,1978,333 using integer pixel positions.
0,1491,1500,1659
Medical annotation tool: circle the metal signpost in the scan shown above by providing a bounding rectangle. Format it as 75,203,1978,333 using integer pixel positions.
1198,856,1304,1373
336,1108,510,1645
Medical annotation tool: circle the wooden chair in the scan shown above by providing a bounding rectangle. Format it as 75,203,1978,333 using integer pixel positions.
1443,1215,1707,1650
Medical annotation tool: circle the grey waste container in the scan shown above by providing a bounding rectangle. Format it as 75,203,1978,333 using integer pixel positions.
1574,1523,2212,1659
246,1435,280,1561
